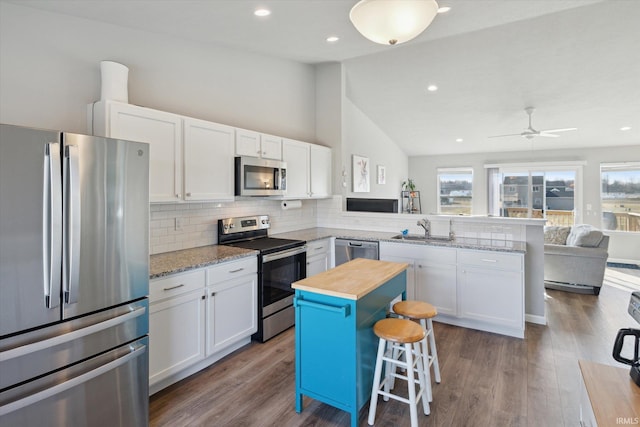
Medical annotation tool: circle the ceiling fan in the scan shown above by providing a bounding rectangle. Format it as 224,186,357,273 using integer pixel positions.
489,107,577,140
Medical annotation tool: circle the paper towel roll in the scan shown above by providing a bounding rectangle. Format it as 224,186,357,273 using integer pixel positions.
281,200,302,210
100,61,129,103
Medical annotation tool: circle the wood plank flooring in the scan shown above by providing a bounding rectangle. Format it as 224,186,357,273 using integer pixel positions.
150,268,639,426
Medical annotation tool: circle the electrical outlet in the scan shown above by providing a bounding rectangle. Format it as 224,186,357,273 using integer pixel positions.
175,217,183,231
586,203,592,210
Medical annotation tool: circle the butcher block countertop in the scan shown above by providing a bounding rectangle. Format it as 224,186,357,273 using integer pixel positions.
292,258,408,300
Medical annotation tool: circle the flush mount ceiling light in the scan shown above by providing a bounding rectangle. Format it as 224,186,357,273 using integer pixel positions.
254,8,271,17
326,36,340,43
349,0,439,46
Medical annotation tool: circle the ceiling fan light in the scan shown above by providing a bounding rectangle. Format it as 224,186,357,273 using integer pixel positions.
350,0,439,46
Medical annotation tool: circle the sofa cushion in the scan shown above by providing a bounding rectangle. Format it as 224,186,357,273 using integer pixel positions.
566,224,604,247
544,226,572,245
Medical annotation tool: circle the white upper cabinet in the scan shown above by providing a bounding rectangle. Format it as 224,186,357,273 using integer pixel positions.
282,138,311,198
89,100,234,203
260,134,283,160
235,129,282,160
89,101,182,203
310,144,332,198
183,118,235,201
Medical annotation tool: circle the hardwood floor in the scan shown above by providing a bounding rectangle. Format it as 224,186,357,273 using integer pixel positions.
149,268,639,426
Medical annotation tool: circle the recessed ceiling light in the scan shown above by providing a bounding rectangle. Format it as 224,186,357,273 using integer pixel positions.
620,126,632,131
254,8,271,17
427,85,438,92
437,6,451,13
326,36,340,43
456,138,463,142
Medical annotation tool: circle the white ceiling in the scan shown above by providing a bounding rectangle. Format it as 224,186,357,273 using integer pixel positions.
12,0,640,156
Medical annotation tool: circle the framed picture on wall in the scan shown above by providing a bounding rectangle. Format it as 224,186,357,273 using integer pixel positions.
353,155,370,192
377,165,386,185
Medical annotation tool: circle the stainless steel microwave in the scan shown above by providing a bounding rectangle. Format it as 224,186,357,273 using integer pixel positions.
235,156,287,196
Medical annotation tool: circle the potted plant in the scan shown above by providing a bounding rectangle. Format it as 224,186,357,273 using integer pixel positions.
402,179,416,197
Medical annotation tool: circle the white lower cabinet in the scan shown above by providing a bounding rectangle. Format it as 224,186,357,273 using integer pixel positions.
149,271,206,386
305,238,333,277
149,256,257,393
205,258,258,355
380,242,525,338
415,262,457,316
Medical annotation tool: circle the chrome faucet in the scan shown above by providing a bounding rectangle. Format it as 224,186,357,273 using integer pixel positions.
417,218,430,238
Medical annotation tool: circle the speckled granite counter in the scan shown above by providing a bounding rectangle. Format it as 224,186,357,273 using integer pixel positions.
150,245,258,279
272,227,526,253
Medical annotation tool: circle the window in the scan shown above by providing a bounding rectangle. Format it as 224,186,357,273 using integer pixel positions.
437,168,473,215
487,162,583,226
600,162,640,232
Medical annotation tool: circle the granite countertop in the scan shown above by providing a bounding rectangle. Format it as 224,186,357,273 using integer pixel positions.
150,245,258,279
272,227,526,253
292,258,408,300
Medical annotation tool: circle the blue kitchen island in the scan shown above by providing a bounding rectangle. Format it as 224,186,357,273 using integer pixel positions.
292,258,408,427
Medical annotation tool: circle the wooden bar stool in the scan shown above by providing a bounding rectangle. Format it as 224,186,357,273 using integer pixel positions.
368,318,428,427
393,300,441,404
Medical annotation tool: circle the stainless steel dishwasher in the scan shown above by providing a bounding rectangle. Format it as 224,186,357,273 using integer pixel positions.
334,239,379,266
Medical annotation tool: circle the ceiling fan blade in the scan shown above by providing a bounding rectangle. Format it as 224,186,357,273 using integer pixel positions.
540,127,577,133
488,133,523,138
538,132,560,138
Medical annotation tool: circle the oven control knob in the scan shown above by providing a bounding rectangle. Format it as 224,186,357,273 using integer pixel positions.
262,219,268,225
223,224,228,230
229,224,235,229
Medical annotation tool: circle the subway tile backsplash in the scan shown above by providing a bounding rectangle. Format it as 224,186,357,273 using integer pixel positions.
149,198,317,254
151,195,527,254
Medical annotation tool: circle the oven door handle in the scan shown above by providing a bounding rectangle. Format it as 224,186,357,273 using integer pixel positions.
262,245,307,263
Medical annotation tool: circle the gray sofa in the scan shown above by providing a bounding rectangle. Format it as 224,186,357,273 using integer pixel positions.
543,225,609,295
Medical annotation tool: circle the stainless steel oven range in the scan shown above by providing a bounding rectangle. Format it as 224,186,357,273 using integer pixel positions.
218,215,306,342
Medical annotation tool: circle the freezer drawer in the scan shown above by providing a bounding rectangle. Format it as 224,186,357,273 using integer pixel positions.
0,337,149,427
0,299,148,389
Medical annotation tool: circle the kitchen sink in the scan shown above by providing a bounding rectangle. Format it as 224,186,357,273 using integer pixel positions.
391,234,454,242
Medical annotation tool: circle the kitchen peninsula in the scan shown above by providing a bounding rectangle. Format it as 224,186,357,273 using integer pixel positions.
292,258,408,427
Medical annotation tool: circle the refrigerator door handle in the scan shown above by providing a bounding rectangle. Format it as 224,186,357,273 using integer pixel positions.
43,142,62,309
0,343,146,417
63,145,81,304
0,304,146,362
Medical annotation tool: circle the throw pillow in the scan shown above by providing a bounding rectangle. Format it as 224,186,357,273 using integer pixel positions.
566,224,604,247
544,226,571,245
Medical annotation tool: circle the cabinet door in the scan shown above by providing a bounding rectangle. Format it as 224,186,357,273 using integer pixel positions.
457,265,523,329
235,128,261,157
306,253,329,277
415,262,457,316
183,118,235,201
149,289,205,385
310,144,332,198
260,134,282,160
379,255,415,301
206,275,257,356
108,103,182,203
282,138,310,198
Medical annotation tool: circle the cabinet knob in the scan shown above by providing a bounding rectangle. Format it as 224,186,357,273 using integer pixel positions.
211,292,215,297
186,192,192,197
262,151,266,155
175,193,181,198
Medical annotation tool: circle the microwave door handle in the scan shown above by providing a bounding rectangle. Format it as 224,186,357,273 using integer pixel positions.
43,142,62,309
63,145,81,305
273,168,280,190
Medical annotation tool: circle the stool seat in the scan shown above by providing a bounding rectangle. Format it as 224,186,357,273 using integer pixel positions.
373,318,425,343
393,300,437,319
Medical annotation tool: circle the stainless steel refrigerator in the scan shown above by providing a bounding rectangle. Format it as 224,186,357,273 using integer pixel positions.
0,124,150,426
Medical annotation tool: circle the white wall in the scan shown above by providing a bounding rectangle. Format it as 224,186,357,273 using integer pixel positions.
409,144,640,262
341,97,408,201
0,2,316,141
315,62,343,195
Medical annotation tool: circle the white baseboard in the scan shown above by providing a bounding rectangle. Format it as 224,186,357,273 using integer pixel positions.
525,313,547,325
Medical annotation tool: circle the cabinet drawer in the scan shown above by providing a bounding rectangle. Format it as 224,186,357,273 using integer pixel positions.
415,245,457,265
150,269,205,302
206,257,257,285
458,250,522,271
307,238,330,255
